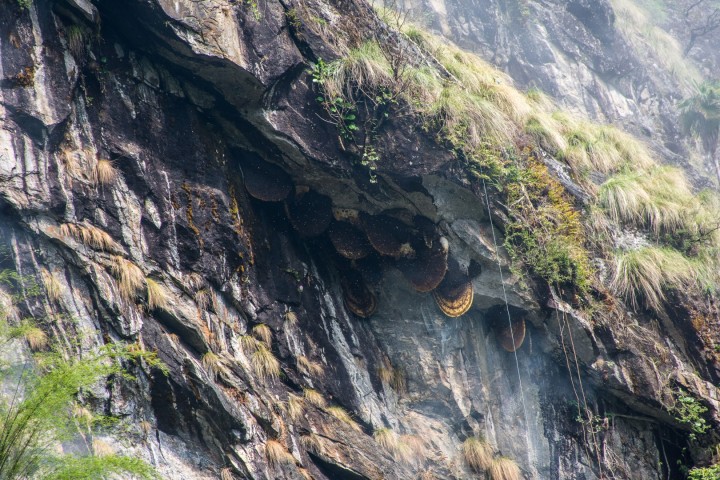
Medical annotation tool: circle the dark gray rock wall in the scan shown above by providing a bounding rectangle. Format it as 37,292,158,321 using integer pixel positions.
0,1,716,479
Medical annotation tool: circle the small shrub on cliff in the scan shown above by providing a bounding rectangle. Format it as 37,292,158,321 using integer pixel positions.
0,344,160,479
689,464,720,480
672,390,710,441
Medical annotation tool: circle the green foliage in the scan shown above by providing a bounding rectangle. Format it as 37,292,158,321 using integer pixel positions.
672,390,710,441
689,464,720,480
501,156,593,293
0,320,163,479
16,0,31,9
311,58,359,140
43,455,158,480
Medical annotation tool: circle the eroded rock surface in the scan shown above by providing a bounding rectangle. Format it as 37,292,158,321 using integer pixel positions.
0,1,717,479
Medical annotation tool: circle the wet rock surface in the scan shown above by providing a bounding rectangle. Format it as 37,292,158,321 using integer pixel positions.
0,1,717,479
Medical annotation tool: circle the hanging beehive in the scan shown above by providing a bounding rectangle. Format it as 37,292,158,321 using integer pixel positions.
340,268,377,318
328,221,373,260
359,212,415,258
242,156,292,202
398,236,449,292
496,318,526,352
284,189,333,237
433,257,474,317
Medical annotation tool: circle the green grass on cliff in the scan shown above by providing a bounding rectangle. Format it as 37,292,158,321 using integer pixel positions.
311,19,720,311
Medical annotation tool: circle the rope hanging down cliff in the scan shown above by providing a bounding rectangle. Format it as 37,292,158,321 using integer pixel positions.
481,178,534,466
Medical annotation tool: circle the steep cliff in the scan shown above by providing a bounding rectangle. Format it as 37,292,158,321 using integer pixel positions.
397,0,720,186
0,1,719,479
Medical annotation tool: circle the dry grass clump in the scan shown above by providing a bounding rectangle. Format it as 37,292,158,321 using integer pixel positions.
94,158,120,185
610,246,698,312
378,360,407,394
250,343,280,381
326,405,362,432
251,323,272,346
284,309,298,324
373,428,420,463
24,326,48,351
110,256,145,302
240,334,260,354
322,40,394,102
195,288,213,310
265,439,294,466
303,388,327,409
598,166,697,234
286,393,305,421
300,432,323,453
59,223,121,252
40,268,62,302
462,436,494,472
91,438,115,457
489,456,522,480
297,355,324,377
201,351,225,380
146,278,170,310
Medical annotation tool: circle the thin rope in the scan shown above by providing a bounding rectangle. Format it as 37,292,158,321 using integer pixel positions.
481,178,533,460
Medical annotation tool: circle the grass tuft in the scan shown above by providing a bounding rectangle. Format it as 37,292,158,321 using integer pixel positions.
265,439,294,466
610,246,698,312
59,223,121,252
250,344,280,381
297,355,324,377
109,256,145,302
373,428,419,463
251,323,272,346
201,351,225,380
40,268,62,303
94,159,119,186
489,456,522,480
325,405,362,432
303,388,327,409
462,436,494,472
145,278,170,310
286,393,305,421
599,166,696,234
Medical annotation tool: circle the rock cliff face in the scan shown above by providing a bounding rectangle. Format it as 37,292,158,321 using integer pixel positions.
397,0,720,186
0,1,718,479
